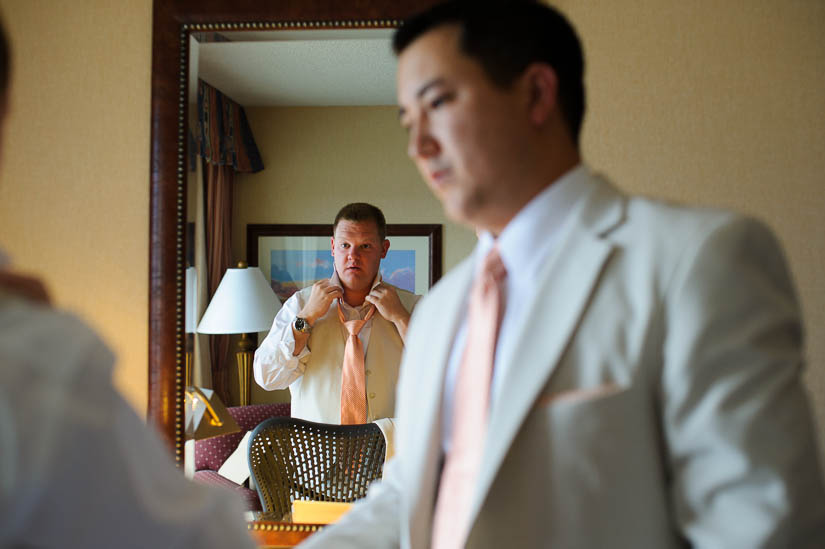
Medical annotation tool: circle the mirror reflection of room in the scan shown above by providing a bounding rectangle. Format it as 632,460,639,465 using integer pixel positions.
182,28,475,517
187,29,473,411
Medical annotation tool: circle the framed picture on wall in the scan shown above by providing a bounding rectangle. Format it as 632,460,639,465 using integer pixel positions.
247,224,443,302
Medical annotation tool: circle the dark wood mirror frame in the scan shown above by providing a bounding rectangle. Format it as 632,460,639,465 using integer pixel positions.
149,0,441,462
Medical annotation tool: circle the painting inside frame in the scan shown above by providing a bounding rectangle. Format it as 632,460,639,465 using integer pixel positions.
247,224,442,303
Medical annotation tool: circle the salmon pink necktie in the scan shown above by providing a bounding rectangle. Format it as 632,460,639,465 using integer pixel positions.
338,300,376,425
431,246,507,549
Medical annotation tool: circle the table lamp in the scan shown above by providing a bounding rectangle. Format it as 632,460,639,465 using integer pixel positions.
184,266,198,387
184,385,241,440
183,385,242,478
196,262,281,405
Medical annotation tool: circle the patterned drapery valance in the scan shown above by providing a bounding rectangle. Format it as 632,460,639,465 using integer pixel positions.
197,79,264,173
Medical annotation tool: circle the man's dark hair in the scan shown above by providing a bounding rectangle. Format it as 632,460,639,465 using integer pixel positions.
0,18,9,97
393,0,585,143
333,203,388,241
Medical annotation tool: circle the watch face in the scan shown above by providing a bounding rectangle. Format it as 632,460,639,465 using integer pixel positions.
295,317,309,332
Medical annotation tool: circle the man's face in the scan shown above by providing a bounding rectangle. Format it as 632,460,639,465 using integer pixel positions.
331,219,389,293
397,25,531,230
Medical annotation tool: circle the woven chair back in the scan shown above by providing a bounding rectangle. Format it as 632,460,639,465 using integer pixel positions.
248,416,387,519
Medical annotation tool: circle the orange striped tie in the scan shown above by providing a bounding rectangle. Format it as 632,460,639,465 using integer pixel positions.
338,300,376,425
431,246,507,549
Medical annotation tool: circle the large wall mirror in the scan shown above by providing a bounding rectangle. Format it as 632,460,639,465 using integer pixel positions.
149,0,444,461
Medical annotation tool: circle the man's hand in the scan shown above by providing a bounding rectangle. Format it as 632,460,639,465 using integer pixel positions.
291,279,343,356
365,283,411,341
0,270,51,305
299,279,343,324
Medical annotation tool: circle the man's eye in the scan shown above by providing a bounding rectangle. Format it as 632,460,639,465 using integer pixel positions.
430,92,453,109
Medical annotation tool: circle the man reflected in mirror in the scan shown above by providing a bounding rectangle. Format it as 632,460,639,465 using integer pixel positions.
254,202,421,425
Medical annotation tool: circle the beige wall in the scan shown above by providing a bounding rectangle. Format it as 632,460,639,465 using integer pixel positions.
233,106,476,271
0,0,822,462
0,0,152,412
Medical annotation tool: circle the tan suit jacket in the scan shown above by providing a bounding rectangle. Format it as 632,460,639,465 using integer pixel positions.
301,176,825,548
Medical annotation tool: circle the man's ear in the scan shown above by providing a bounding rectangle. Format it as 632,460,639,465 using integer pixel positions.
524,63,559,127
381,239,390,259
330,236,335,256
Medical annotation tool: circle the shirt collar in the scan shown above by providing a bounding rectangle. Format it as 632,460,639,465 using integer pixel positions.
330,269,382,291
475,163,596,280
330,269,382,312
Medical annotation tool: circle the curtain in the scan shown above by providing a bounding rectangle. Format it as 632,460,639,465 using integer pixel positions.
196,79,264,405
192,159,212,389
197,79,263,173
204,161,233,403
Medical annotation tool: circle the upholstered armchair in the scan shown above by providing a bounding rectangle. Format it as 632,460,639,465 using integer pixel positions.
193,402,290,510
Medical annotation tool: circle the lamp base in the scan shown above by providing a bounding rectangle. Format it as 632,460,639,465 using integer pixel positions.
236,333,254,406
185,333,194,387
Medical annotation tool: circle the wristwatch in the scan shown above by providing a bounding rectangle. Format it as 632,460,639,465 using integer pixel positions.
293,316,312,334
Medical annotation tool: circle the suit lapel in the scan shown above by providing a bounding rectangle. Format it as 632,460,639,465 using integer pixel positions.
469,178,627,520
408,258,474,437
402,259,475,549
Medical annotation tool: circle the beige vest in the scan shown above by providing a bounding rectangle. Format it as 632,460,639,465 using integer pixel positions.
289,284,419,423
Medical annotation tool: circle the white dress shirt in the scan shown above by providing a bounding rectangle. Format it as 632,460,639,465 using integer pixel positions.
254,271,383,390
254,271,420,423
441,164,599,451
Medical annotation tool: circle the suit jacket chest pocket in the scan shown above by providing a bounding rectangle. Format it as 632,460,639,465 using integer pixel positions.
537,382,636,453
525,381,665,509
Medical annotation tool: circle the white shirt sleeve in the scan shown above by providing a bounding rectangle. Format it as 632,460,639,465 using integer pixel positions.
253,291,311,390
0,297,256,549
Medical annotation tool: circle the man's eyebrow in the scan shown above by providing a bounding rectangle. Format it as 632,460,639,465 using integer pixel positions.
398,77,446,119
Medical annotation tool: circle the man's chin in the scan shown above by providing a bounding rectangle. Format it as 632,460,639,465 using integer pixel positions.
443,197,474,226
339,271,371,291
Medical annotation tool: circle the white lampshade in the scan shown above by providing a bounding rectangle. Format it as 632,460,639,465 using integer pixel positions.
196,265,281,334
185,266,198,333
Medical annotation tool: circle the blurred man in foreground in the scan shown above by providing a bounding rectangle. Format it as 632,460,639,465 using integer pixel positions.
0,16,256,549
300,1,825,547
